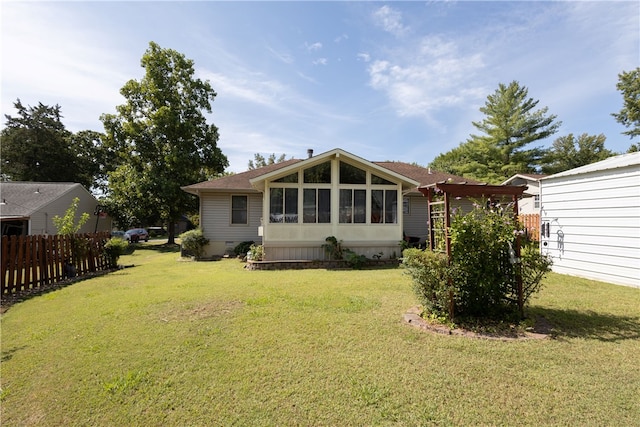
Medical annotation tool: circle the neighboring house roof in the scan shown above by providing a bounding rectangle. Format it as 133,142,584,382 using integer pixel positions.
182,149,477,195
540,152,640,180
501,173,547,185
0,182,86,220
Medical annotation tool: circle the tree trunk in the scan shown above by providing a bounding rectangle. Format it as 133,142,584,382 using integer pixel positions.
167,220,176,245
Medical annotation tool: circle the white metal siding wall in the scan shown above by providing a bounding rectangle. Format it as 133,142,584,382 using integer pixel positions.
541,166,640,288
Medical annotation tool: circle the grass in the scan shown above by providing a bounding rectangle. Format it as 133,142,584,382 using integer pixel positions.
1,242,639,426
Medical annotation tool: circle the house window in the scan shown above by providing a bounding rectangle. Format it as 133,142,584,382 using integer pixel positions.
534,194,540,209
231,195,248,224
339,162,366,184
339,189,366,223
403,197,410,215
274,172,298,183
371,189,397,223
304,161,332,183
303,188,331,223
270,188,298,223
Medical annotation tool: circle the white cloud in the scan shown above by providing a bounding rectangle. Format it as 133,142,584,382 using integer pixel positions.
367,35,486,121
334,34,349,43
357,53,371,62
372,5,408,37
305,42,323,51
265,45,295,64
312,58,328,66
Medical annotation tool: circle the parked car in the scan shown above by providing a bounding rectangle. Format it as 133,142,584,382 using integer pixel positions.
111,230,126,239
125,228,149,242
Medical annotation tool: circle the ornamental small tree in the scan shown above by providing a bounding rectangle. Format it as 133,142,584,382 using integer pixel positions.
404,202,552,322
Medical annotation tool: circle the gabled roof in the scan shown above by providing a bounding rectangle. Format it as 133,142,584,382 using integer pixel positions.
541,152,640,180
501,173,547,185
249,148,420,191
374,162,480,193
182,159,302,194
0,182,87,219
182,149,476,195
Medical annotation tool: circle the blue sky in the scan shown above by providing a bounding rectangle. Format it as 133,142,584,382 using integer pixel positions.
2,1,638,173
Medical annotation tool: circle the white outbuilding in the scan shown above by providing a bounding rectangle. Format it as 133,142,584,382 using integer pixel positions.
539,152,640,288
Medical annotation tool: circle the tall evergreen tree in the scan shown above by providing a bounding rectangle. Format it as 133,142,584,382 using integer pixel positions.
431,81,561,183
101,42,228,244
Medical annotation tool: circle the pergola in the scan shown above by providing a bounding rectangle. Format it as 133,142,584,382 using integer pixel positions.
418,181,529,317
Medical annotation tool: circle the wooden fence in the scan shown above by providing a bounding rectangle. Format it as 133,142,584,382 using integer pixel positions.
518,213,540,241
1,232,112,295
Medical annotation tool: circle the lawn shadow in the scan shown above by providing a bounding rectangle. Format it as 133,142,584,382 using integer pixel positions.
528,306,640,342
132,242,181,253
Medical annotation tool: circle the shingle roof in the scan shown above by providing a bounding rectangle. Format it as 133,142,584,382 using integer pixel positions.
182,159,303,192
182,158,476,194
0,182,82,218
373,162,480,191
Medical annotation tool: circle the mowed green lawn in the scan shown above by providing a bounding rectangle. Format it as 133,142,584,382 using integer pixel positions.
1,243,639,426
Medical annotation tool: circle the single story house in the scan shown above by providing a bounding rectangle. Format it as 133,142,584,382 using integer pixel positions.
501,173,547,215
0,182,112,236
539,152,640,288
182,148,476,261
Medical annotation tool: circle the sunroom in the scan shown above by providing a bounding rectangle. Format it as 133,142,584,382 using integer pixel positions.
249,149,420,261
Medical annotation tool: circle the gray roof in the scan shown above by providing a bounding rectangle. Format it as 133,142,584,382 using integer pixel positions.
541,152,640,180
0,182,84,219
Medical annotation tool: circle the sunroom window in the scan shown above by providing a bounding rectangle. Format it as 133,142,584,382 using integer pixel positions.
303,188,331,223
371,189,397,223
339,162,366,184
270,188,298,223
304,161,332,183
339,189,366,223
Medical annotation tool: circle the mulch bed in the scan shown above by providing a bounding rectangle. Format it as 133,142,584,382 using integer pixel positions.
403,306,553,341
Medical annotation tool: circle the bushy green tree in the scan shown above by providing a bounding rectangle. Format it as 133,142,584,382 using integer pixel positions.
612,67,640,139
101,41,228,244
541,133,613,174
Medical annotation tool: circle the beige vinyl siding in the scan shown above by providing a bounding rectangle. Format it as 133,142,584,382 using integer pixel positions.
200,192,262,256
403,194,428,244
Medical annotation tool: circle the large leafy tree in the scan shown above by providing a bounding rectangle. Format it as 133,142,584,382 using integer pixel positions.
0,99,101,189
101,41,228,244
430,81,561,183
612,67,640,141
540,133,613,174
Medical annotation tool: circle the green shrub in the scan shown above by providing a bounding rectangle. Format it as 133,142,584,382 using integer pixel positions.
344,249,367,269
404,203,552,321
103,237,133,268
248,244,265,261
402,248,451,314
234,241,255,257
321,236,343,260
179,229,209,259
